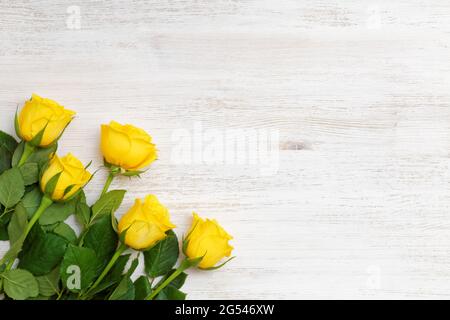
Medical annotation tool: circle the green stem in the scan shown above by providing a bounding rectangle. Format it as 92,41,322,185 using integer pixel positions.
17,142,35,167
77,172,115,247
82,242,127,299
56,288,65,300
146,259,191,300
77,228,88,247
0,207,13,220
101,172,115,196
4,195,53,271
24,196,53,238
5,259,14,271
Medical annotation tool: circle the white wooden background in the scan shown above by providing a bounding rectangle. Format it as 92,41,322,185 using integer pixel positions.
1,0,450,299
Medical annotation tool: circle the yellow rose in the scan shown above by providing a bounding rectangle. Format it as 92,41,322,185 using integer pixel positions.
18,94,75,147
118,195,176,250
185,213,233,269
101,121,157,171
40,153,92,201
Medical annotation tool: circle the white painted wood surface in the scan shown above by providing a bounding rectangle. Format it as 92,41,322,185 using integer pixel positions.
1,0,450,299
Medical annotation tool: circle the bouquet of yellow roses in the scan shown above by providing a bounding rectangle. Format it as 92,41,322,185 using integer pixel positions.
0,94,234,300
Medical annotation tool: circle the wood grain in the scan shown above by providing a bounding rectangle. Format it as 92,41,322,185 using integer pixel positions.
1,0,450,299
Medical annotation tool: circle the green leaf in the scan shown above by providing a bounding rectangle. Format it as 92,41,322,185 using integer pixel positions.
11,141,24,167
0,148,12,175
41,222,59,232
87,254,130,297
111,213,118,232
12,202,28,224
78,189,86,204
0,213,11,241
0,130,18,154
29,123,48,147
155,286,186,300
122,170,145,177
134,276,152,300
39,198,76,225
202,256,236,271
106,254,131,281
18,226,68,276
63,184,76,198
2,269,39,300
0,131,18,174
83,214,118,267
0,204,28,265
75,202,90,227
75,192,90,226
91,190,126,223
36,268,60,297
19,162,39,185
44,172,61,196
151,268,188,300
0,237,29,266
143,230,179,277
126,256,139,278
157,269,188,289
21,187,42,218
60,245,101,292
8,204,28,245
0,167,25,208
14,108,21,139
28,143,57,168
119,227,128,245
108,276,135,300
53,222,77,244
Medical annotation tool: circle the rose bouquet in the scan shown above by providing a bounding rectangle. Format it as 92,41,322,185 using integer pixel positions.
0,94,234,300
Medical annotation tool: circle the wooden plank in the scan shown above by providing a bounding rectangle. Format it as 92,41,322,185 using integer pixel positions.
1,0,450,299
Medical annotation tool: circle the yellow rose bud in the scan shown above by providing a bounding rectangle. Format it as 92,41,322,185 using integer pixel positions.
101,121,157,171
40,153,92,201
185,213,233,269
18,94,75,147
118,195,176,250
